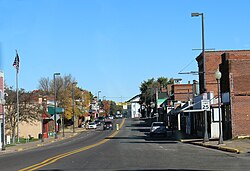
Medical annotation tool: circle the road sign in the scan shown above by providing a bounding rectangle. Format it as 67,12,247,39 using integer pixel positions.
201,100,210,111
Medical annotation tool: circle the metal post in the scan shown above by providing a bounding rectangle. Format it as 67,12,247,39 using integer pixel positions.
62,111,65,137
54,73,60,139
155,87,158,122
41,105,44,143
72,83,75,133
192,12,208,142
217,79,223,144
201,13,209,143
16,70,20,144
1,97,5,150
72,82,77,133
201,13,206,91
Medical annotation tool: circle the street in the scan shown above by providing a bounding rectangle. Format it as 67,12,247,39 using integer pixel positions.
0,118,249,171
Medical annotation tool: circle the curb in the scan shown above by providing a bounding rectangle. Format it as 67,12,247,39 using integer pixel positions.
183,141,240,154
2,129,85,154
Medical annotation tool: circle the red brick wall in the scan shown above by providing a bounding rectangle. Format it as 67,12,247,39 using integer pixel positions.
229,59,250,137
230,60,250,95
172,84,193,102
231,96,250,137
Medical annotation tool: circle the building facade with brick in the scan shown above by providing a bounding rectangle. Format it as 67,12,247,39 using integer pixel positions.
220,52,250,139
196,50,250,139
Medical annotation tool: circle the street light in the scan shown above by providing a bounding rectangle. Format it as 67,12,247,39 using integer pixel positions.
214,68,223,144
72,82,77,133
192,12,209,142
191,12,206,91
97,91,101,102
53,72,60,139
39,105,44,142
1,95,6,150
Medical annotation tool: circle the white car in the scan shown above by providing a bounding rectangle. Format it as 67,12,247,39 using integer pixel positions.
150,122,167,137
87,122,97,129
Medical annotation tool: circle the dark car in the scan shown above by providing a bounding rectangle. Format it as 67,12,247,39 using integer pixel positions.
149,122,167,137
94,120,101,126
103,121,113,130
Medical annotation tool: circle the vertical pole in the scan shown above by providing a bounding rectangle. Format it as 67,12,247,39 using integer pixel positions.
155,88,158,122
1,99,5,150
72,83,75,133
54,74,57,139
41,104,44,143
218,79,223,144
63,110,65,137
202,13,206,91
16,70,20,143
202,13,209,143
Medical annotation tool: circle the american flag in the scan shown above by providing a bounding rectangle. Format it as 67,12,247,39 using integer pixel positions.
13,50,20,73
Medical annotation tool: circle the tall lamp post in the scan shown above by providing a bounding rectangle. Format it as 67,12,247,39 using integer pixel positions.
191,12,209,142
54,72,60,139
40,105,44,143
1,95,6,150
72,82,77,133
97,91,101,102
214,68,223,144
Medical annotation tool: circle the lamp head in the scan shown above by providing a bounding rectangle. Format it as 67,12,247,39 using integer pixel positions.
191,13,202,17
54,73,60,76
214,68,222,80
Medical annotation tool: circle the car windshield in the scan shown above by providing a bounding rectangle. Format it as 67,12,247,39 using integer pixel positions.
153,123,165,127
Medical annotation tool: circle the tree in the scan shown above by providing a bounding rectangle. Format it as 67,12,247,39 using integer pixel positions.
38,75,92,125
139,76,174,106
38,77,50,94
5,86,41,144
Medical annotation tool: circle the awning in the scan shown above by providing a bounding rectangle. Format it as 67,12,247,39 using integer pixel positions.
157,98,167,106
172,103,194,115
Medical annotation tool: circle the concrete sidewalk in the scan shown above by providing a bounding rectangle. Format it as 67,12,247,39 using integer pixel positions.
0,128,86,155
173,130,250,154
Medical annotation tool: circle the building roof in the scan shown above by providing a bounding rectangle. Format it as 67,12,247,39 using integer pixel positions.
127,94,140,103
196,50,250,61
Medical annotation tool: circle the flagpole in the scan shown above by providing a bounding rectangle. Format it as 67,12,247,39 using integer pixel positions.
16,68,19,143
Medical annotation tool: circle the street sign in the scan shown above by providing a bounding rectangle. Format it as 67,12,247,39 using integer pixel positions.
201,100,210,111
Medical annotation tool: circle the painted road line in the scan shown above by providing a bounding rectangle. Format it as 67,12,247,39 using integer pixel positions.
19,119,125,171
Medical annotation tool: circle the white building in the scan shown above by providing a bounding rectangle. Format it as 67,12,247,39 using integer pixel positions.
127,95,141,118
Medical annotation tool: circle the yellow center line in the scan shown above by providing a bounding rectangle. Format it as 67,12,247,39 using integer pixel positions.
19,119,125,171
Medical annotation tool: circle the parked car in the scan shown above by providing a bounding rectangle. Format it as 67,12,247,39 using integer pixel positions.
115,114,123,119
94,120,102,126
150,122,167,137
103,121,113,130
87,122,97,129
107,115,114,120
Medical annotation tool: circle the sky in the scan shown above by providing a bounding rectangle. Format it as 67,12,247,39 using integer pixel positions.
1,0,250,102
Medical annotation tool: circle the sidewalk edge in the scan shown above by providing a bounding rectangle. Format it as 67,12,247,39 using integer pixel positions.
181,140,240,154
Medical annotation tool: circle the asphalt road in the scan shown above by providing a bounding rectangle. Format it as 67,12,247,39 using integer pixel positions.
0,118,250,171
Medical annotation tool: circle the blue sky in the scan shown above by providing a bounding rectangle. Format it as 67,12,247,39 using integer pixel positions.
1,0,250,102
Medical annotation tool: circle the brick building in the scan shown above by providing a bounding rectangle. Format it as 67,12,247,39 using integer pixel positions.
220,52,250,139
171,84,193,102
196,50,250,95
196,50,250,139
